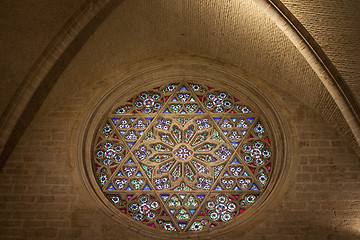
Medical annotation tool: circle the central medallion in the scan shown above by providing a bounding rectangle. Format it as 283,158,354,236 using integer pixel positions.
174,145,192,161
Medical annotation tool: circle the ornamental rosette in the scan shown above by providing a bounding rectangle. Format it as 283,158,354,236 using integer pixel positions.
93,82,273,232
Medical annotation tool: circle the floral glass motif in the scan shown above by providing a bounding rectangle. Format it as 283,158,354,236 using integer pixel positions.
128,194,160,222
174,145,192,161
206,194,237,222
95,141,125,166
134,91,163,114
93,82,273,232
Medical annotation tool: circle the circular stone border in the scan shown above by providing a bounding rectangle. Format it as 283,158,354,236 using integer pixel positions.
74,57,295,239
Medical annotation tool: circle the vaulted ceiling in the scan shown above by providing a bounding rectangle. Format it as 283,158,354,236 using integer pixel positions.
0,0,359,165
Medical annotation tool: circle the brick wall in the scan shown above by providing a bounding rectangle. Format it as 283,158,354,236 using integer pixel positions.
0,77,359,239
238,91,360,240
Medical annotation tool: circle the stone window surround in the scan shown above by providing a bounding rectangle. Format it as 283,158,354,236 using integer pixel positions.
74,59,295,239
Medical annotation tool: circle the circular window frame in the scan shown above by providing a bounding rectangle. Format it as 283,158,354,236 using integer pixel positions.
75,59,293,239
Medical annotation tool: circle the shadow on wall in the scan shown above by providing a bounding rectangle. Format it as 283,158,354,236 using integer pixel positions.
305,225,360,240
0,0,123,170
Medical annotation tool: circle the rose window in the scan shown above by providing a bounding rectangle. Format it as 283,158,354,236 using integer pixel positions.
93,82,273,232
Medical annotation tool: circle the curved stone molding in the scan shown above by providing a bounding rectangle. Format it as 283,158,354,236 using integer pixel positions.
253,0,360,146
0,0,123,169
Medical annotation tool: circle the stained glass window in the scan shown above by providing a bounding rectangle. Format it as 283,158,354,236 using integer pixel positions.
93,82,273,232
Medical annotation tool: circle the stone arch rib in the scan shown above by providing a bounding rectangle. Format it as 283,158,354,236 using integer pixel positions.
0,0,124,169
253,0,360,147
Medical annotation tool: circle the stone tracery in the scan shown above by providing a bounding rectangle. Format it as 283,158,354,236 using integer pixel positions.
93,82,273,232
